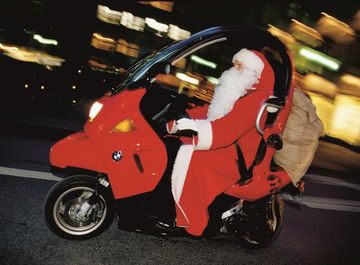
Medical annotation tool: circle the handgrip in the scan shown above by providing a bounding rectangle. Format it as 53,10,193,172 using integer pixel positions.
176,129,198,137
256,103,283,135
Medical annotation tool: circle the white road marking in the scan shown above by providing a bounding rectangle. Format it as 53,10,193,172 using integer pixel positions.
1,166,360,213
302,196,360,213
0,166,62,181
281,193,360,213
305,173,360,191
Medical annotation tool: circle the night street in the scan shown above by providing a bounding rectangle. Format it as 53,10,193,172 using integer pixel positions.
0,113,359,265
1,1,360,265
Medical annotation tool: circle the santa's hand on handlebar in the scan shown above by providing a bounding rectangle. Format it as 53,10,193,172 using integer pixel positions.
176,118,198,132
167,118,198,136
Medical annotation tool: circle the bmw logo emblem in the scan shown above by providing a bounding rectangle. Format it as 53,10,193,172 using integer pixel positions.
112,151,123,161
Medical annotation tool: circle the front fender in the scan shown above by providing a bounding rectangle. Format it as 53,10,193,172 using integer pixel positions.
50,132,105,173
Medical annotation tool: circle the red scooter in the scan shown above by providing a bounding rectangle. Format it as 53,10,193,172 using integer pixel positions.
44,26,297,249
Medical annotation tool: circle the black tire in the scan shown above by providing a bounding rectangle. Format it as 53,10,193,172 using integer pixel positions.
44,175,115,240
232,194,284,249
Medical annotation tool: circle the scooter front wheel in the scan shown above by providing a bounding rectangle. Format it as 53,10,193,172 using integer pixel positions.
44,175,115,240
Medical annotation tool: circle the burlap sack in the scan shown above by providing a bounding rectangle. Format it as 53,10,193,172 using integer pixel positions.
273,88,324,186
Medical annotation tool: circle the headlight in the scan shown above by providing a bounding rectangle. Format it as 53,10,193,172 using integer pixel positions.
89,101,103,121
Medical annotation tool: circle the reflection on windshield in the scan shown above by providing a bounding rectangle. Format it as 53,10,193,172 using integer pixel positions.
111,42,175,94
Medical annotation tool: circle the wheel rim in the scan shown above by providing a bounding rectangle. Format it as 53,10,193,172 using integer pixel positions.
267,199,278,231
53,186,107,235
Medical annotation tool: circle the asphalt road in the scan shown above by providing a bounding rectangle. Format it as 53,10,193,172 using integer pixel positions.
0,118,359,265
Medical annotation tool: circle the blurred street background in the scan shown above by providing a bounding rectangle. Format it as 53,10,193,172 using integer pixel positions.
0,0,359,174
0,1,359,265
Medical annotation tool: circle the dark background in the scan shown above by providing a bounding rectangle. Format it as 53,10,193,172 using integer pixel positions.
0,0,359,168
1,0,359,101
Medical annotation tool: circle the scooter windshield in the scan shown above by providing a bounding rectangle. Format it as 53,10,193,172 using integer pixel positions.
111,42,177,94
110,26,293,99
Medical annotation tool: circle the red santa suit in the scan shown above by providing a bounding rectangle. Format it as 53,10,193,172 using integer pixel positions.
170,49,275,236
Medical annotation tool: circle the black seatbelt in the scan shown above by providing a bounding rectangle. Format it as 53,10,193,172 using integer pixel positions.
236,110,280,185
235,142,250,183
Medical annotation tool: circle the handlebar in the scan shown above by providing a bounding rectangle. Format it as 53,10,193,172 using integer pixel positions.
256,100,284,135
176,129,198,137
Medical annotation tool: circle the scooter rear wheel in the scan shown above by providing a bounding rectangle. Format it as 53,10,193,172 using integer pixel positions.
44,175,115,240
231,194,284,249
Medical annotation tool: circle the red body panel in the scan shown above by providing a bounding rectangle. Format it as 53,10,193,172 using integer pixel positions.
50,131,105,172
50,89,168,199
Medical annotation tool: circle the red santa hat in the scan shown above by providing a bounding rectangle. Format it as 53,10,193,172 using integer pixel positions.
232,48,265,77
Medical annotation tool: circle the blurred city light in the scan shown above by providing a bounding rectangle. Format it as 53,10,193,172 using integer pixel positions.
0,43,19,51
175,73,200,85
307,92,333,134
126,43,140,57
267,25,296,45
329,95,360,145
290,19,323,47
168,24,191,40
341,74,360,87
299,47,341,71
88,59,125,74
190,55,217,69
307,92,360,146
139,1,174,12
316,12,356,44
145,18,169,33
96,4,191,41
2,46,65,66
207,76,219,85
120,11,145,32
339,74,360,97
97,5,122,25
91,33,115,51
92,33,115,43
269,8,360,147
91,33,139,57
33,34,58,46
302,73,337,98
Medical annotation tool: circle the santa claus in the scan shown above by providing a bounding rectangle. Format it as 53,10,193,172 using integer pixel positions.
167,48,275,236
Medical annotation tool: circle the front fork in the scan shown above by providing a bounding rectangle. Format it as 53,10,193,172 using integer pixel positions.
77,176,111,218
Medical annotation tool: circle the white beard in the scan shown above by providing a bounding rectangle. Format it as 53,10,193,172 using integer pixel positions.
207,67,260,121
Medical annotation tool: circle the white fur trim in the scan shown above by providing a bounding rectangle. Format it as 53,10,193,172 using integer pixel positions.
171,144,195,224
232,48,264,77
194,120,212,150
207,67,260,121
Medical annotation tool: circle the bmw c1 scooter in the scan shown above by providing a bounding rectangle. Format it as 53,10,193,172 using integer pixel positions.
44,26,298,249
